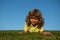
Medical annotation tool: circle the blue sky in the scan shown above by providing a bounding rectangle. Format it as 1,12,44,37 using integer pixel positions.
0,0,60,30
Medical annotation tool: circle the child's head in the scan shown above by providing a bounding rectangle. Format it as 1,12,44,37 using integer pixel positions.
25,9,44,28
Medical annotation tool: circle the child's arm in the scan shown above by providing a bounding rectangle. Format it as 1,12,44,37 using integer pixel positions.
39,27,44,34
24,23,29,33
39,27,52,35
18,23,28,34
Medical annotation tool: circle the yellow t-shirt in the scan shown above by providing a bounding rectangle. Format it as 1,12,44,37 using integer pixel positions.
24,22,44,33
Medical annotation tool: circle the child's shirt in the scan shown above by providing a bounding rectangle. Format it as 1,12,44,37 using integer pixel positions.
24,22,44,33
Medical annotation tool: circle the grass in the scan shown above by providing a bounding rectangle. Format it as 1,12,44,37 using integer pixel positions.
0,30,60,40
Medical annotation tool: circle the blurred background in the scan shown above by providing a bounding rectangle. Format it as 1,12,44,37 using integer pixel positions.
0,0,60,30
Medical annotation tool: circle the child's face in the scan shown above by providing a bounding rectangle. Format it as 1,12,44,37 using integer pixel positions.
30,18,38,25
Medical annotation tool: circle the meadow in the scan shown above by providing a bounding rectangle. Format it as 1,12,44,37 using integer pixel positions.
0,30,60,40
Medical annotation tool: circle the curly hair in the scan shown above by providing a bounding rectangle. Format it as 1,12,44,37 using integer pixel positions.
25,9,44,29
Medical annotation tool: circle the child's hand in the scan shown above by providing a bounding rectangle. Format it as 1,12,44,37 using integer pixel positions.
18,32,23,35
43,32,52,35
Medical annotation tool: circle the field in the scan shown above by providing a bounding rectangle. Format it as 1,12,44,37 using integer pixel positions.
0,30,60,40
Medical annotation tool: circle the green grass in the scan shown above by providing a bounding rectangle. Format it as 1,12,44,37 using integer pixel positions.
0,30,60,40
